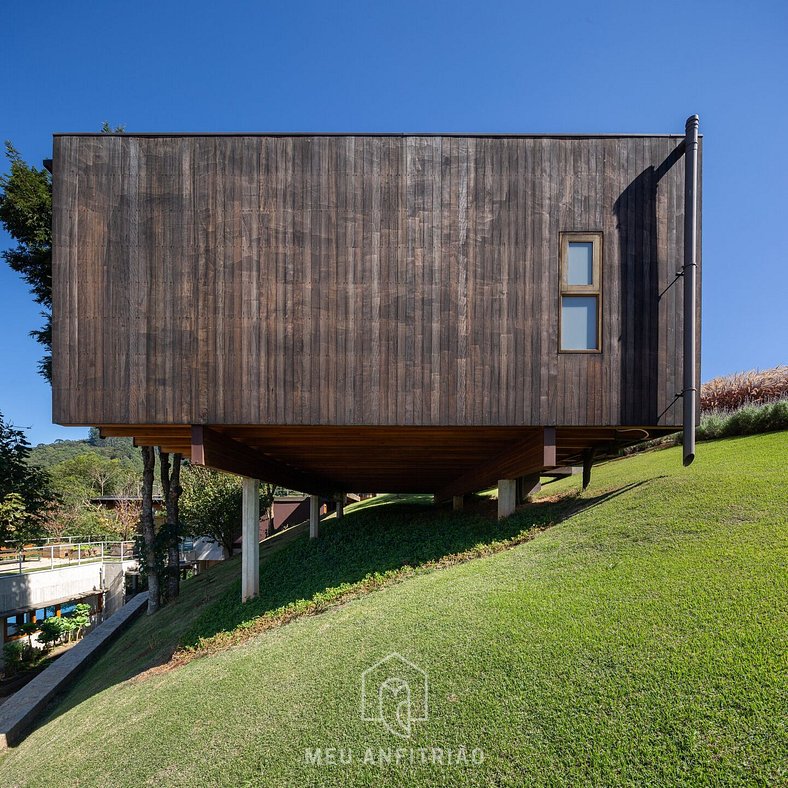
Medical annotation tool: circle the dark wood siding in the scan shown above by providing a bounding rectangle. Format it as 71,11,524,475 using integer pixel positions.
51,134,700,428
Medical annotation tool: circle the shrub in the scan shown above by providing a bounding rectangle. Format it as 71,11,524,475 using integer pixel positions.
2,640,25,675
696,400,788,442
64,603,92,641
36,617,68,652
19,620,39,648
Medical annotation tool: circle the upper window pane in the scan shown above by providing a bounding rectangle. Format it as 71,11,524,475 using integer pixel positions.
561,296,598,350
567,242,593,285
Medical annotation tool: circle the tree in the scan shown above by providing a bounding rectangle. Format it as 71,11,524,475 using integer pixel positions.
65,603,91,641
159,449,183,600
44,451,141,539
0,144,52,379
48,452,127,503
139,446,161,614
2,641,26,675
180,466,242,559
19,621,39,649
0,411,54,542
0,125,124,381
180,466,275,559
0,493,31,546
36,617,67,652
111,496,141,540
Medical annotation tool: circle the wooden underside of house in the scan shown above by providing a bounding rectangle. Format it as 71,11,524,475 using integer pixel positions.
97,424,676,498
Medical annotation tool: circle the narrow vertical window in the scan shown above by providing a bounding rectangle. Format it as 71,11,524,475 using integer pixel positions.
560,232,602,352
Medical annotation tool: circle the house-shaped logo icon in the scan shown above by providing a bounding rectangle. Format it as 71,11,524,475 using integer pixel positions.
361,653,428,738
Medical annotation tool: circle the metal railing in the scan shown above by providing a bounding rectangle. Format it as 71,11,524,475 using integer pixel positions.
0,541,139,575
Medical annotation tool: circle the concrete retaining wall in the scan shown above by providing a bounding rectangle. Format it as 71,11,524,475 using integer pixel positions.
0,563,103,614
0,592,147,749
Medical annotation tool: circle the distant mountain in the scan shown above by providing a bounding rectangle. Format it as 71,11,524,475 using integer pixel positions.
28,428,142,473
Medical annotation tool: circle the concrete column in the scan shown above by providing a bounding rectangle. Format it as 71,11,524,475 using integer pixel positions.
241,477,260,602
310,494,320,539
452,495,464,512
336,494,344,520
498,479,517,520
518,473,541,503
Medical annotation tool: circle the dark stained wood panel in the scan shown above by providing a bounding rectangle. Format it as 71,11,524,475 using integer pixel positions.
52,134,700,430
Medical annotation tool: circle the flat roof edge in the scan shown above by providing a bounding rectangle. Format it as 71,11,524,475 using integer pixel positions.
53,131,695,139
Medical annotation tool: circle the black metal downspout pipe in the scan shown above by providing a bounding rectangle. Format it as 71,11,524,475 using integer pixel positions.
683,115,699,466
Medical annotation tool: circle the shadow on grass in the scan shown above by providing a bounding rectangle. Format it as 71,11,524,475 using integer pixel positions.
179,482,645,649
39,481,644,729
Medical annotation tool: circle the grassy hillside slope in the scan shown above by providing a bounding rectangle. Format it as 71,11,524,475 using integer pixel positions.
1,432,786,786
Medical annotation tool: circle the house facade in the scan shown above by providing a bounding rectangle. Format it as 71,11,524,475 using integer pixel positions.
50,121,701,598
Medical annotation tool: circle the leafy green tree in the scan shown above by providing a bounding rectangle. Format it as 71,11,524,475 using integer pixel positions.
43,451,141,539
0,492,29,545
36,617,67,652
29,434,144,478
0,144,52,379
159,450,183,600
180,466,243,558
59,616,77,643
180,466,275,559
48,452,130,503
0,125,124,380
2,641,25,675
139,446,162,614
66,603,92,641
19,620,39,649
29,435,145,540
0,412,53,542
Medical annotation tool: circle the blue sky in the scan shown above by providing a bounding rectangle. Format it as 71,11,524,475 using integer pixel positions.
2,0,786,444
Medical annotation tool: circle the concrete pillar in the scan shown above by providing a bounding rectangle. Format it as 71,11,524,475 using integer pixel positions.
241,477,260,602
452,495,464,512
498,479,517,520
310,494,320,539
518,473,542,503
336,494,344,520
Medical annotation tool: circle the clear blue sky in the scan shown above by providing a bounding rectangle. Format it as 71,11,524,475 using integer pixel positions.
2,0,786,444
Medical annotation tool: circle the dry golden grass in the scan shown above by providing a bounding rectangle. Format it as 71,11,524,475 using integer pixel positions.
700,364,788,411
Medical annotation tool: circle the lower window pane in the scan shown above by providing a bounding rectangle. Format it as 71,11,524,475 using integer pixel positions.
561,296,598,350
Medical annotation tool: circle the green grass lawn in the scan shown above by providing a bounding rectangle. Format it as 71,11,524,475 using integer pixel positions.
1,432,786,786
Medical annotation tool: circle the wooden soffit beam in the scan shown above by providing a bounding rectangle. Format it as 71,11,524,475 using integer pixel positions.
190,426,335,496
435,427,557,501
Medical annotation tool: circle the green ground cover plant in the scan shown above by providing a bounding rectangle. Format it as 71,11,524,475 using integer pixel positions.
1,431,785,786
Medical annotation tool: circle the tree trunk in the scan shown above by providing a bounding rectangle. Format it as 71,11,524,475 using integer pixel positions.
159,449,182,600
140,446,160,614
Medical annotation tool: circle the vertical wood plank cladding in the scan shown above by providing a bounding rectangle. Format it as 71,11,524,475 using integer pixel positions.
50,136,69,423
52,134,695,429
